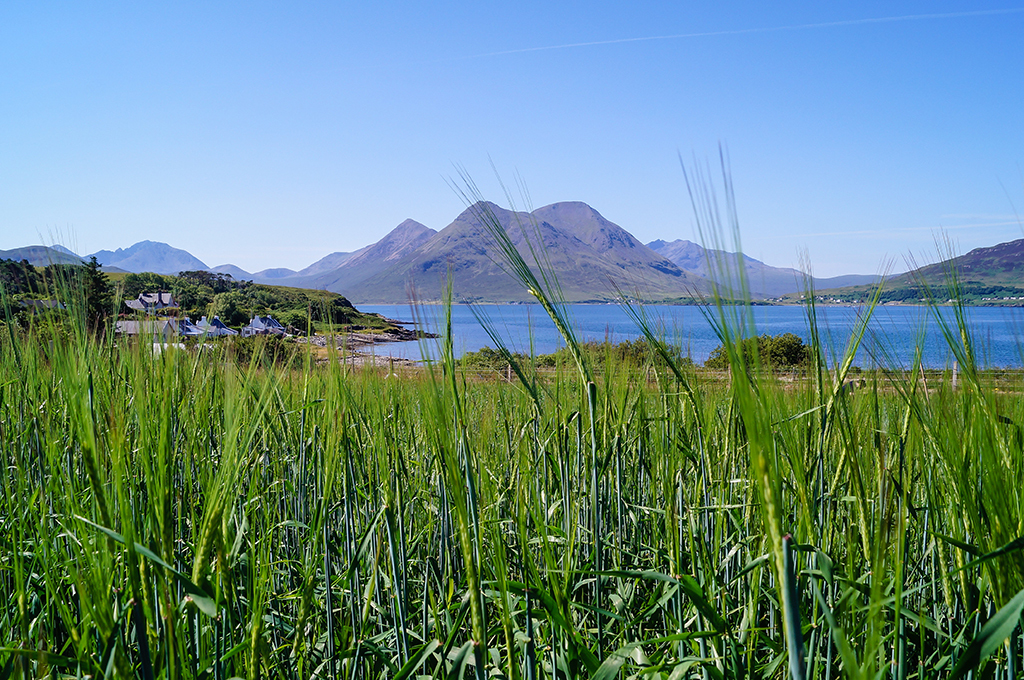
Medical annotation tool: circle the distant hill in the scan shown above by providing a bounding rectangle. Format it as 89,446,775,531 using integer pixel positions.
791,238,1024,304
648,239,878,297
6,200,943,304
50,244,81,258
90,240,208,274
338,202,706,303
0,245,83,267
909,239,1024,285
210,264,252,280
294,251,356,278
251,268,297,280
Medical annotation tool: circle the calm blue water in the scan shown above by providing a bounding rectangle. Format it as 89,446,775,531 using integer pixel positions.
358,303,1024,369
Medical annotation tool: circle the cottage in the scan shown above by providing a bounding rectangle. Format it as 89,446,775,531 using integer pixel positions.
241,315,287,337
195,316,238,337
115,319,177,342
178,318,204,337
125,292,177,313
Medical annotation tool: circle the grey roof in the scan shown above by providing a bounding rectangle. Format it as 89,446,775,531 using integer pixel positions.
138,292,175,306
125,292,176,313
115,320,176,338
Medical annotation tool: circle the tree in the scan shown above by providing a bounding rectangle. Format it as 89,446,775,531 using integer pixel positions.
0,259,41,296
82,257,113,327
121,272,174,301
179,270,245,294
171,279,214,314
278,309,312,335
762,332,811,367
211,291,248,327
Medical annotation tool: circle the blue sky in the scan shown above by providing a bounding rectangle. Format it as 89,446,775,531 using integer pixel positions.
1,2,1022,277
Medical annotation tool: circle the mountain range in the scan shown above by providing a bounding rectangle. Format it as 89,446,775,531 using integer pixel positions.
271,202,709,302
4,201,899,302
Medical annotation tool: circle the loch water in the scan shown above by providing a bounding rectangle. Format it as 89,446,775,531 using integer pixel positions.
358,303,1024,369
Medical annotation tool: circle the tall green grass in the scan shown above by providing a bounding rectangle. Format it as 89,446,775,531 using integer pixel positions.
2,215,1023,679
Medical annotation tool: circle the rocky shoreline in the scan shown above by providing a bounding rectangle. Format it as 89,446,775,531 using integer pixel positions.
295,322,437,366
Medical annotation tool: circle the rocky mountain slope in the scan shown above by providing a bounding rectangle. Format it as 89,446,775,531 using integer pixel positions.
907,238,1024,285
295,219,436,293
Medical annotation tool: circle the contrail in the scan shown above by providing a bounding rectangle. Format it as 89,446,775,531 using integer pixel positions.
464,8,1024,59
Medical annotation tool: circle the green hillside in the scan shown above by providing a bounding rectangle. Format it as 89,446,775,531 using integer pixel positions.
782,238,1024,305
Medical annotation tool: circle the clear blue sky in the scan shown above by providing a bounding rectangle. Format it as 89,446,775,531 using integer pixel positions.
2,2,1022,277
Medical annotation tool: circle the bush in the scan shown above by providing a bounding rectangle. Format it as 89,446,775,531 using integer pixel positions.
704,332,811,370
459,347,530,371
278,309,314,335
227,335,299,368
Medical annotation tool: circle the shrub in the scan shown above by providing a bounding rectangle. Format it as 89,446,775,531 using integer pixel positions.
227,335,299,368
704,332,811,370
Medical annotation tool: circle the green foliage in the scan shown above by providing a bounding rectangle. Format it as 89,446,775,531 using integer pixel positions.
704,331,811,369
276,308,313,334
0,258,43,295
227,334,300,368
178,269,245,293
121,271,176,300
210,290,249,326
114,269,365,333
458,345,530,370
460,338,692,372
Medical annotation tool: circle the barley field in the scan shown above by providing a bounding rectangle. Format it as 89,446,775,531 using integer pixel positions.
3,251,1024,680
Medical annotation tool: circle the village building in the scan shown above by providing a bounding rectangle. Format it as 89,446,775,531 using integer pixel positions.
195,316,238,337
178,318,204,337
241,315,287,337
116,315,239,340
114,319,177,342
125,292,177,313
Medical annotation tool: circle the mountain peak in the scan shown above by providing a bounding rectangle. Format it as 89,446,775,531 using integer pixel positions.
458,200,523,221
90,241,208,274
341,218,436,268
531,201,641,254
394,218,431,232
532,200,603,219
